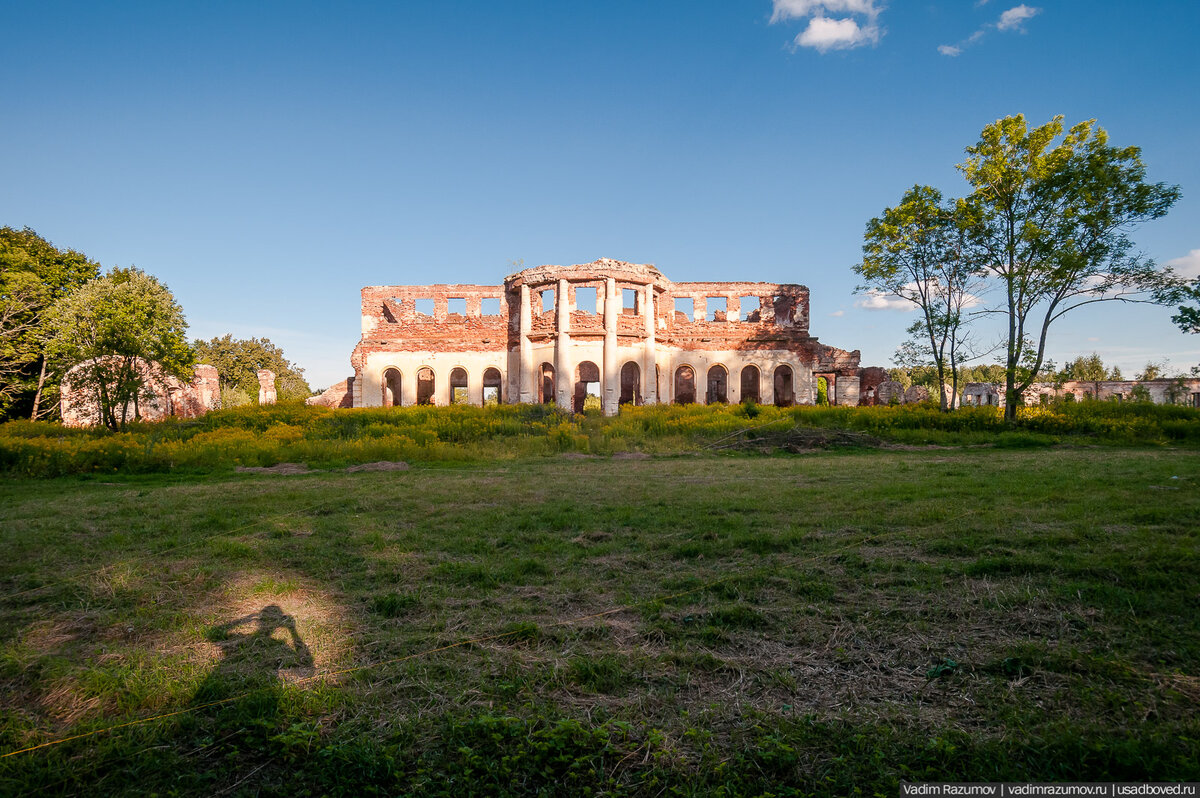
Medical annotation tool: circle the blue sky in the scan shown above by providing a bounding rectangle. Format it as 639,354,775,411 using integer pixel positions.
3,1,1198,388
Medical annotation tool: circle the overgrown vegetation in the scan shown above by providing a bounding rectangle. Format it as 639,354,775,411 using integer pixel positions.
1,450,1198,793
1,401,1197,477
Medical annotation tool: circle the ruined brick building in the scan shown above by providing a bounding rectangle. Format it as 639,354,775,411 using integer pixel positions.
315,259,876,413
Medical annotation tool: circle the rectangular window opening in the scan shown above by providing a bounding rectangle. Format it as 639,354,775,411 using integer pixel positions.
575,286,597,314
740,296,759,320
674,297,694,320
481,297,501,316
622,288,638,314
414,298,434,316
540,290,554,314
447,297,467,315
706,296,724,321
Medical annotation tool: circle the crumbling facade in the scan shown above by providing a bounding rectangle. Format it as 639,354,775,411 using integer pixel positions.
61,359,220,426
328,258,867,414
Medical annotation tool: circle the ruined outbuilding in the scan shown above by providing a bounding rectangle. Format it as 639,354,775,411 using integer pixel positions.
60,359,221,426
330,258,870,413
963,379,1200,408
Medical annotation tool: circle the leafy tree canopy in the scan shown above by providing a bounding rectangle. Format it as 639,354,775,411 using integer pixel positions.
192,335,312,404
44,267,193,430
0,227,101,418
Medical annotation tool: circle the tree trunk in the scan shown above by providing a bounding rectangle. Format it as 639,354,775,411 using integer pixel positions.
30,356,48,420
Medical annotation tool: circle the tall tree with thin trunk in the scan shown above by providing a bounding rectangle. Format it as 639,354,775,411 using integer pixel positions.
856,185,984,411
958,115,1181,421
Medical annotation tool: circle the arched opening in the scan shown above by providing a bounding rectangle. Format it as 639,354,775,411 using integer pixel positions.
416,367,435,405
774,365,794,407
382,368,402,407
706,365,728,404
539,363,555,404
674,365,696,405
450,367,469,404
740,365,760,403
816,376,830,406
483,367,502,406
574,361,601,413
619,361,641,406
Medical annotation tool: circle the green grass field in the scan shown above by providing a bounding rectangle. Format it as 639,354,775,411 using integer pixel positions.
1,443,1198,795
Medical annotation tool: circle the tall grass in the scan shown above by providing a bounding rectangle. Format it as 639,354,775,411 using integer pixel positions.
1,400,1197,477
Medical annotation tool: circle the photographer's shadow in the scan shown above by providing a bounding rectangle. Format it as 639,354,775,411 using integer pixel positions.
193,604,315,714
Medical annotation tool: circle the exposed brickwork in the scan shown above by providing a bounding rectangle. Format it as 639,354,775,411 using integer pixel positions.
61,358,221,426
346,258,875,413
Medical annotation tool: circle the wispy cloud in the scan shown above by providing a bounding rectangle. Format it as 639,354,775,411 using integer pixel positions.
938,3,1040,56
1167,249,1200,280
996,4,1040,31
769,0,884,53
828,309,845,317
855,290,914,312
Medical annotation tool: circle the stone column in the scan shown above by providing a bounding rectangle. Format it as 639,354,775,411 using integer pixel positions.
642,284,658,404
602,277,618,415
555,278,572,409
257,369,277,405
519,284,534,403
401,368,417,406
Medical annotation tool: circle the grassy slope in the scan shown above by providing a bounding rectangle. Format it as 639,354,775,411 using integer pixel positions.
1,448,1198,795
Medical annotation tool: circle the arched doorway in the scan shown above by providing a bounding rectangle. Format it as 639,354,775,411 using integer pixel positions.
574,361,601,413
706,365,728,404
619,361,641,405
449,368,469,404
773,365,794,407
740,365,760,403
483,368,502,406
416,367,435,405
674,365,696,405
539,363,555,404
816,376,830,405
382,368,402,407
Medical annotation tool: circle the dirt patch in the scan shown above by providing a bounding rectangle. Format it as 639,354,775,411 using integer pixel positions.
235,463,314,475
345,461,411,473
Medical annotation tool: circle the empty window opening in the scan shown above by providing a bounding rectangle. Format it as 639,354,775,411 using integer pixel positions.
481,297,501,316
414,298,434,316
416,367,435,405
740,366,760,403
674,365,696,405
540,290,554,314
383,298,403,323
450,367,469,404
706,297,725,322
574,361,601,413
575,286,597,314
674,297,694,322
775,366,795,407
539,363,556,404
620,361,641,405
447,298,466,316
706,365,728,404
622,288,638,314
815,375,829,406
383,368,402,407
741,297,761,322
483,367,502,406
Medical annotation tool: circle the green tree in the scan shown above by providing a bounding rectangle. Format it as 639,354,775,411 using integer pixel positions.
45,268,194,430
192,335,312,405
959,114,1181,422
856,185,986,411
0,227,101,419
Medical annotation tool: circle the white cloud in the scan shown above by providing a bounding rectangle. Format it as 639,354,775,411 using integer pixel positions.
996,4,1041,31
855,290,915,312
797,16,880,51
938,4,1040,55
770,0,883,52
1167,249,1200,280
770,0,880,23
829,309,845,317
